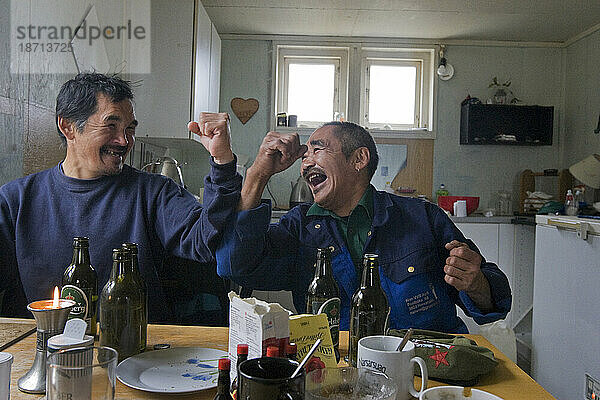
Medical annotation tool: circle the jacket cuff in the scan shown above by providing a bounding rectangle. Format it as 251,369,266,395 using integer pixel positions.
208,154,238,185
459,266,512,325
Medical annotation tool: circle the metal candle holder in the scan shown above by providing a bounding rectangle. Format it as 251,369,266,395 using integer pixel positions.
18,299,75,394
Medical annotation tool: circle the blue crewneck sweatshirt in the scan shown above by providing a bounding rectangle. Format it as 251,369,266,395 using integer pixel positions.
0,160,241,321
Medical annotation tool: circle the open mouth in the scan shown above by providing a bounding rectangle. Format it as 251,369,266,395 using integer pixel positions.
303,168,328,189
101,146,127,160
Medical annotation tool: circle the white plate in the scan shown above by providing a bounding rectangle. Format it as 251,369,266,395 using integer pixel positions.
116,347,228,393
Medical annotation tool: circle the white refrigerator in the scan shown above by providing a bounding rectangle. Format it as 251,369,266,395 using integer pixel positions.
532,215,600,400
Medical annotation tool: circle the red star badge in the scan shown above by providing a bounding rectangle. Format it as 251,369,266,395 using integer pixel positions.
429,348,449,368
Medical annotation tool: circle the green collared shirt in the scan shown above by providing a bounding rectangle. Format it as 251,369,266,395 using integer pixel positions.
307,185,374,268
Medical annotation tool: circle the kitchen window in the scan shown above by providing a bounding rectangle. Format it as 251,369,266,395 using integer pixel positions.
274,44,435,137
276,46,348,128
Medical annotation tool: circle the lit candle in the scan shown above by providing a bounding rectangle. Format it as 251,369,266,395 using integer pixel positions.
52,286,59,308
28,287,75,311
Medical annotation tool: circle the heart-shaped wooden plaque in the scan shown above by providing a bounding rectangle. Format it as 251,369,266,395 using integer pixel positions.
231,97,259,124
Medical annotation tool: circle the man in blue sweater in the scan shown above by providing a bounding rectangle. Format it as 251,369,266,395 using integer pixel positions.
0,73,241,321
215,122,511,333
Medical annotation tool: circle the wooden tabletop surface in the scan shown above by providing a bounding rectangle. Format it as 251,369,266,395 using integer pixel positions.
4,322,555,399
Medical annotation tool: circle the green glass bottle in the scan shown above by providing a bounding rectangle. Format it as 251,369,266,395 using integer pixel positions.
121,242,147,353
306,247,341,362
348,253,390,367
99,248,145,362
61,237,98,336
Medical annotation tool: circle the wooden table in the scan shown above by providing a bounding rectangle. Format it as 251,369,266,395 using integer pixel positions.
5,322,555,399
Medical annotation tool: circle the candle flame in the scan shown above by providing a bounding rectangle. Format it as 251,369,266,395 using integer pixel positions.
53,286,60,308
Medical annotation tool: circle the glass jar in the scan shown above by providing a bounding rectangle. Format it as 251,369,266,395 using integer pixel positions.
496,191,512,216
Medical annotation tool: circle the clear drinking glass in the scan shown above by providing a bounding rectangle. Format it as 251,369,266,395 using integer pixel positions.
305,366,397,400
46,346,117,400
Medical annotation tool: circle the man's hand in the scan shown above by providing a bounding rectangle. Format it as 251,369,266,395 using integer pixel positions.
239,131,307,211
188,113,234,164
248,131,307,181
444,240,493,310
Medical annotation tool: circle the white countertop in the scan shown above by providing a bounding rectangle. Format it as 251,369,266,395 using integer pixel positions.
450,215,519,224
271,209,532,225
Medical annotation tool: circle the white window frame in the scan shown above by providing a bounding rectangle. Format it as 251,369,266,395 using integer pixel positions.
362,58,423,129
276,46,349,129
272,43,435,139
360,48,433,132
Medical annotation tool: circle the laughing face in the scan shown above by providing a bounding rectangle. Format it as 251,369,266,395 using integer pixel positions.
301,126,360,215
63,93,137,179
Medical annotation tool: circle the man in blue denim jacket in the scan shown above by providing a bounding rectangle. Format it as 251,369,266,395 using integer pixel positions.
216,121,511,332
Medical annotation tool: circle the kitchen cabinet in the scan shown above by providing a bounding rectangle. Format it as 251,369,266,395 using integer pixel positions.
134,0,221,149
460,103,554,145
531,215,600,400
455,220,535,333
454,220,535,369
208,24,222,114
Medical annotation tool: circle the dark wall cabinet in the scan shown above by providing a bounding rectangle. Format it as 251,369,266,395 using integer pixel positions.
460,103,554,145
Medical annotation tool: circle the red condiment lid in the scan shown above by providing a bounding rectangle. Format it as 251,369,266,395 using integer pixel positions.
237,344,249,355
266,346,279,357
218,358,231,370
285,342,297,355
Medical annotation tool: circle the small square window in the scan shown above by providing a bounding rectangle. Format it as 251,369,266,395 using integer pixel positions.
276,46,348,128
287,63,336,123
367,64,417,126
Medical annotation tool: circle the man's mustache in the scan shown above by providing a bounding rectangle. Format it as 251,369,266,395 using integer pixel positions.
101,145,128,153
302,167,326,179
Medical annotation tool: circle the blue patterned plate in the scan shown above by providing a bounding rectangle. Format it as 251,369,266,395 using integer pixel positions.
116,347,228,393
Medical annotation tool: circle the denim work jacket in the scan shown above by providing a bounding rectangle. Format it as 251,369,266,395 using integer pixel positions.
216,190,511,333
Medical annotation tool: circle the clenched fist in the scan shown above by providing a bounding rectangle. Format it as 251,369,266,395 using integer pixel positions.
444,240,493,310
188,113,234,164
248,131,308,181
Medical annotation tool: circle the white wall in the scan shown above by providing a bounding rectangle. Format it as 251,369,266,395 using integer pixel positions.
219,39,305,208
219,39,566,210
434,45,564,210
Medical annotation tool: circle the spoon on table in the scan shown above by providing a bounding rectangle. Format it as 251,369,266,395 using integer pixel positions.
395,328,414,351
290,338,322,378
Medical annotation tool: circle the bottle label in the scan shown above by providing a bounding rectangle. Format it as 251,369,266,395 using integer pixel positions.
61,285,89,320
316,297,341,347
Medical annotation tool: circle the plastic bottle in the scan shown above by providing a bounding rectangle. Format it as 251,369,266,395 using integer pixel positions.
266,346,279,358
575,189,585,210
436,184,449,200
565,189,578,216
285,342,297,361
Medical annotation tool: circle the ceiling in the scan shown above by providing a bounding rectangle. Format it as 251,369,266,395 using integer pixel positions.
202,0,600,44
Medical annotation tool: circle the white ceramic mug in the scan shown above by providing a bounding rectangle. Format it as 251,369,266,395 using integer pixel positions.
358,335,428,400
453,200,467,217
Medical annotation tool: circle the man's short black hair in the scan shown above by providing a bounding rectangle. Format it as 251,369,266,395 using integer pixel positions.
321,121,379,179
55,73,134,143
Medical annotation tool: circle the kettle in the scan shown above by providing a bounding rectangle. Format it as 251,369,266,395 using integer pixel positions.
142,156,185,188
289,175,313,208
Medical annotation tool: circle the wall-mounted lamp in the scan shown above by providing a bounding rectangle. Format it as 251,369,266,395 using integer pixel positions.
437,45,454,80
